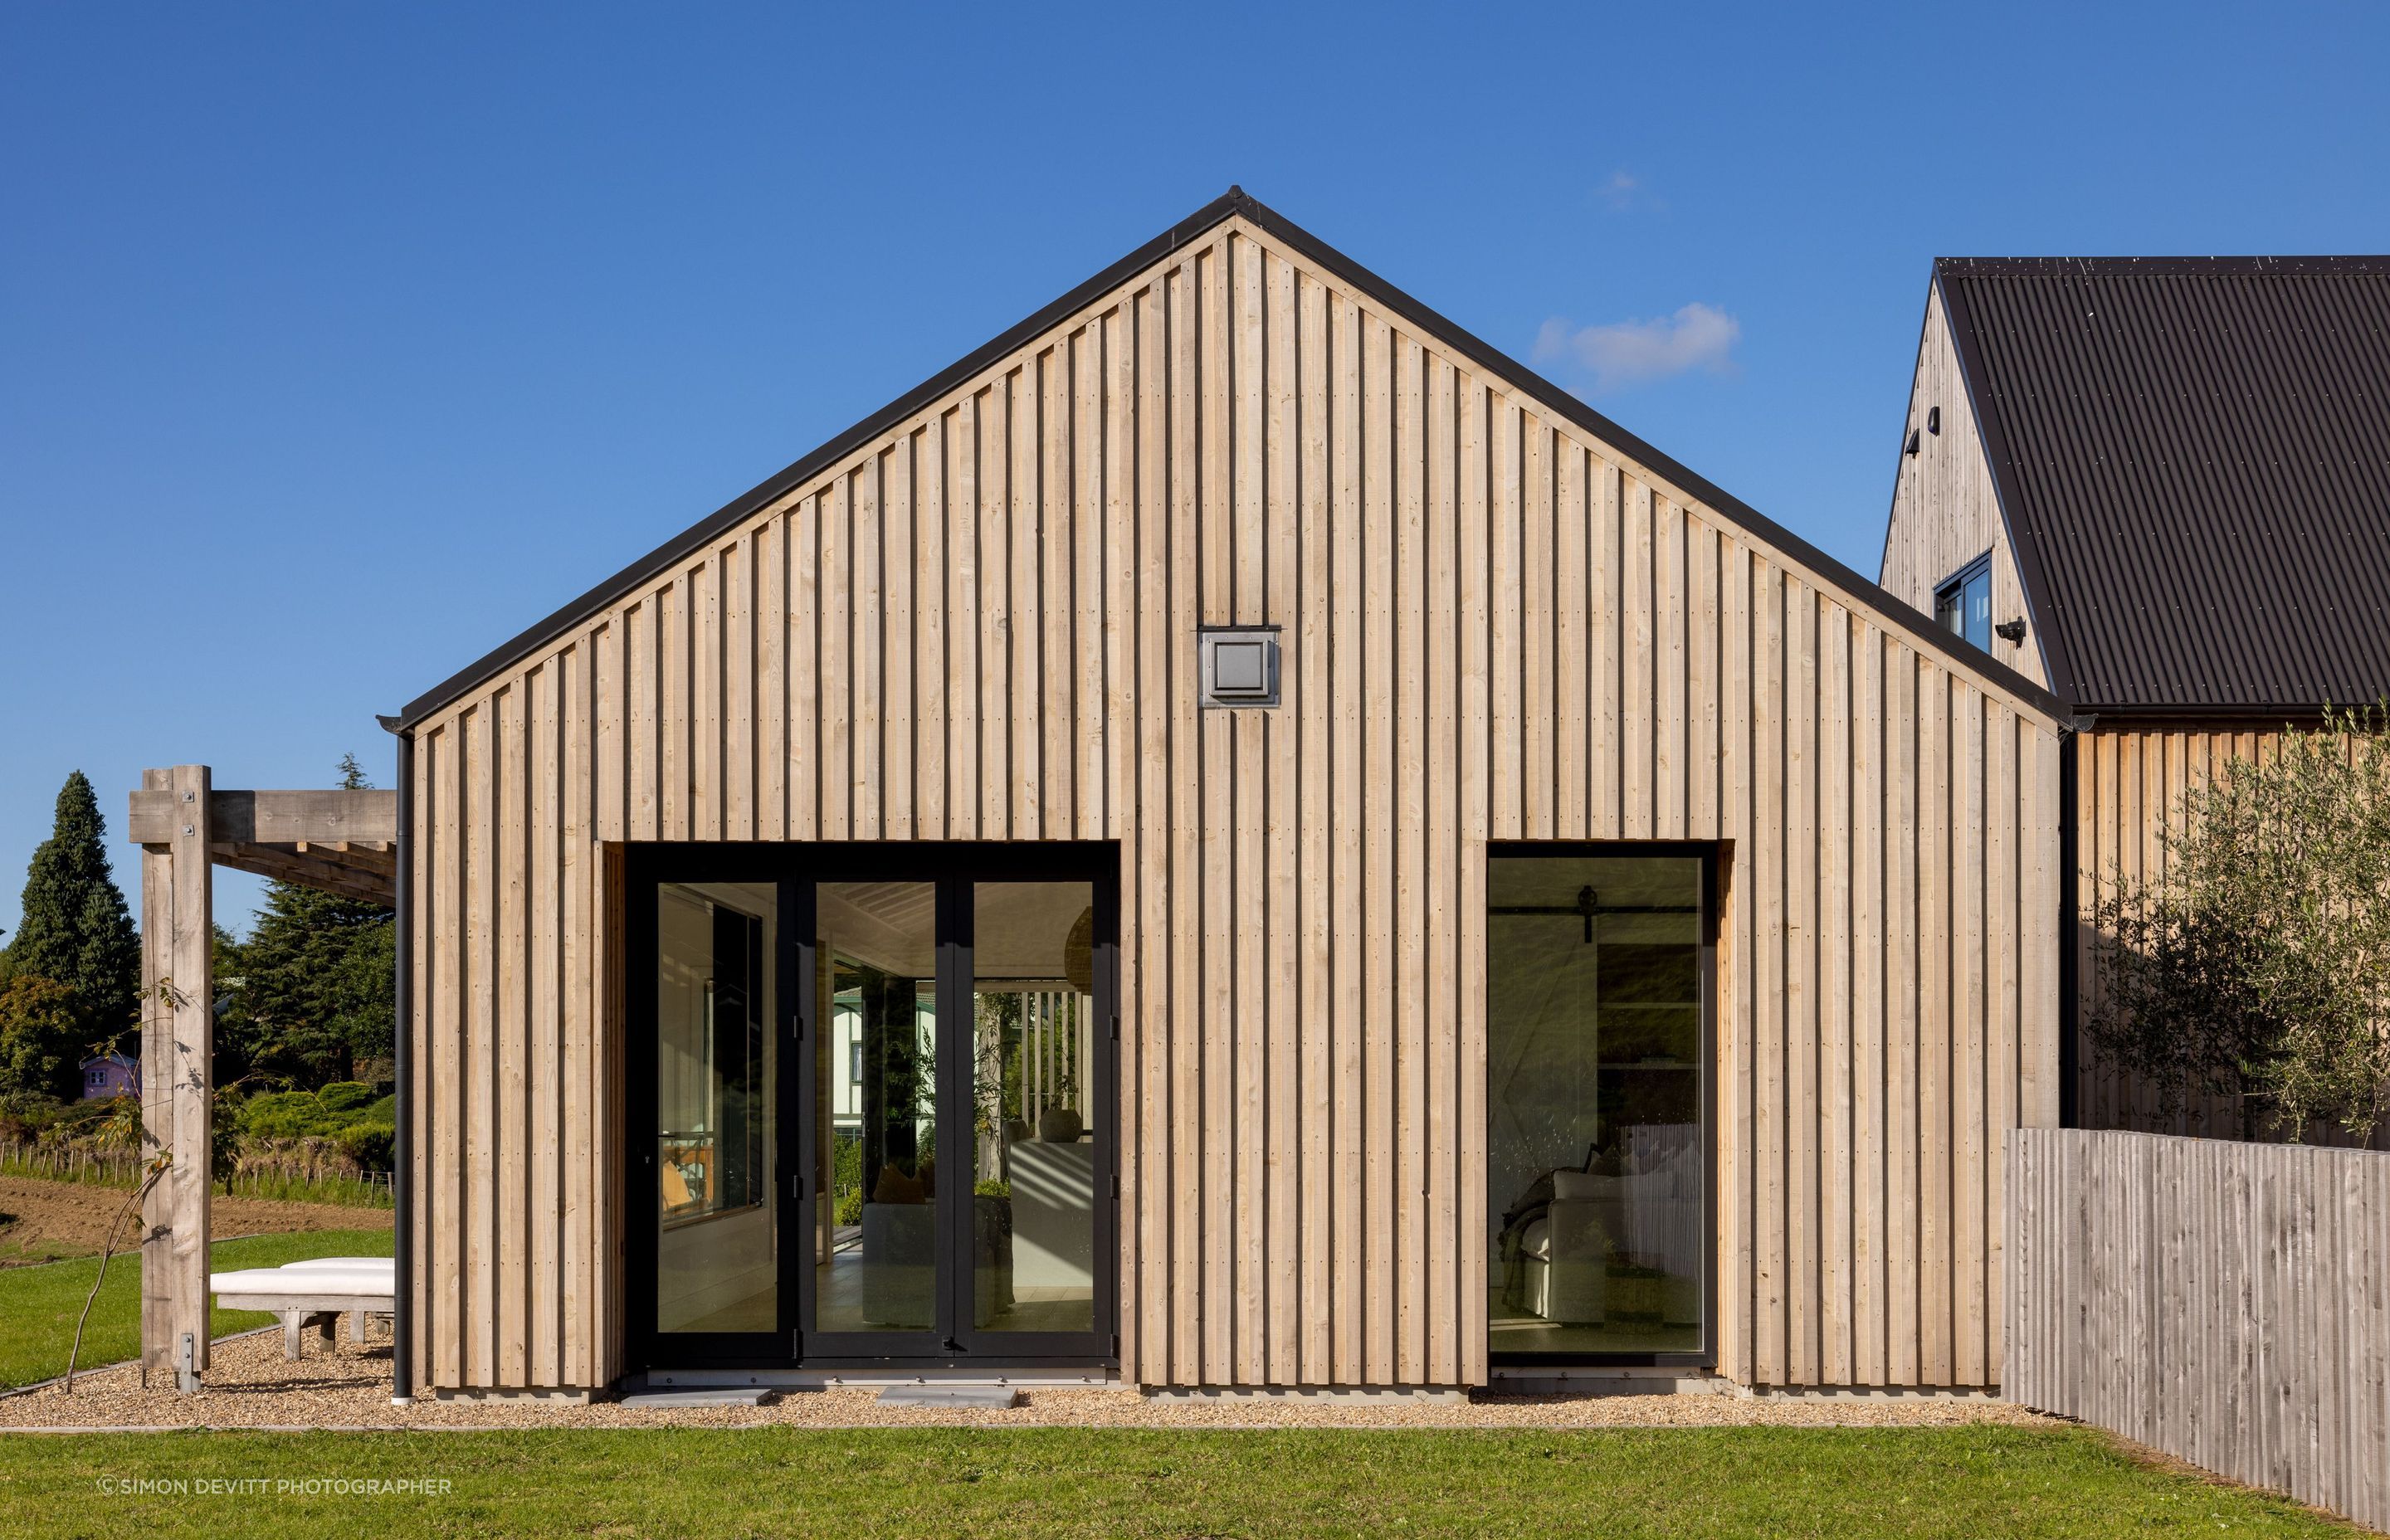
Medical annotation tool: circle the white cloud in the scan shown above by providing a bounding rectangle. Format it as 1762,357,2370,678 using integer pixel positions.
1531,302,1742,394
1598,170,1641,210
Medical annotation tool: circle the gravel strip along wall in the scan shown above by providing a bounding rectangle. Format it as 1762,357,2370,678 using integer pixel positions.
0,1333,2054,1432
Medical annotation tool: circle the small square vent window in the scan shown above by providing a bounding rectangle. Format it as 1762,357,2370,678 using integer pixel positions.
1198,626,1280,709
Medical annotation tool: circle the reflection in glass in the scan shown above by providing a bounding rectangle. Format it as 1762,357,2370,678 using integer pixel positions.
1487,855,1705,1356
972,881,1096,1333
814,882,939,1333
1937,559,1993,651
654,882,776,1334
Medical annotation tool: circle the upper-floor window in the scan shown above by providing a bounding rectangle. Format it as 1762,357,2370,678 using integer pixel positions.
1935,554,1992,651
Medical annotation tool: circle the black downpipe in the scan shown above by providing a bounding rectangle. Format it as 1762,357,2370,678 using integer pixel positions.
2056,730,2079,1130
388,722,415,1402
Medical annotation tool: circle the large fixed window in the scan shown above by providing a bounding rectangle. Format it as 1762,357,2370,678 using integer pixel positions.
651,881,777,1337
1487,848,1711,1362
1934,553,1993,651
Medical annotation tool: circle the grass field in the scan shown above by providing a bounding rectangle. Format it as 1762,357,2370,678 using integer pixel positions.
0,1425,2349,1539
0,1229,393,1391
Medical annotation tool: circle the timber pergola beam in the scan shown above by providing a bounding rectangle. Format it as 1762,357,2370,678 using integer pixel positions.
127,787,399,844
129,770,398,1390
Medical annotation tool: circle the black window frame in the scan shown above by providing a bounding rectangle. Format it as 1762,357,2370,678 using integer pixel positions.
1485,840,1720,1372
1934,553,1994,652
623,841,1119,1377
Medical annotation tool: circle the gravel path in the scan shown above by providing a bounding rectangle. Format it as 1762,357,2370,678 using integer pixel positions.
0,1330,2053,1431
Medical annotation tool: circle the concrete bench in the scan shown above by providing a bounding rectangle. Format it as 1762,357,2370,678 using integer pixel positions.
210,1258,395,1360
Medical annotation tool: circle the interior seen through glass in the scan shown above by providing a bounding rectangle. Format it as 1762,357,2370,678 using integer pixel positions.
972,880,1098,1334
816,880,939,1333
809,879,1099,1338
1488,855,1705,1356
654,881,778,1335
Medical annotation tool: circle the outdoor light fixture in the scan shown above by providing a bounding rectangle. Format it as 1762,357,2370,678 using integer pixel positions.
1198,625,1281,709
1928,406,1941,435
1904,427,1921,456
1994,617,2027,644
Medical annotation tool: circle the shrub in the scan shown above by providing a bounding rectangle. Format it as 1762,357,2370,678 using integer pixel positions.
315,1080,375,1114
237,1089,327,1140
334,1123,394,1171
0,1089,69,1142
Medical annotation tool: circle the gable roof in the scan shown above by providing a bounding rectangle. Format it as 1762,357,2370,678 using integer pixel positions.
395,191,2062,729
1934,256,2390,714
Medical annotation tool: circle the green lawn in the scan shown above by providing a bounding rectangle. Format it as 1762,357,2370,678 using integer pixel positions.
0,1426,2351,1539
0,1229,393,1391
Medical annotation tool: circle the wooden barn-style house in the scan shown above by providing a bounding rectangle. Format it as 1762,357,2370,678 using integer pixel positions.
132,191,2072,1401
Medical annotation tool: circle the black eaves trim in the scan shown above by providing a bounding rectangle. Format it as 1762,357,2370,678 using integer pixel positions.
399,188,2067,728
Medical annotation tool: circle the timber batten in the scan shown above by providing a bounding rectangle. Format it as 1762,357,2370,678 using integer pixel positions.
401,203,2062,1394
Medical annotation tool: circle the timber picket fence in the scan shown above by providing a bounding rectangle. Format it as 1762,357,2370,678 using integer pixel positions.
2007,1128,2390,1533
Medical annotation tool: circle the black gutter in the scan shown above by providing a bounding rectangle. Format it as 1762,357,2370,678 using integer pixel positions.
2064,702,2338,722
398,187,2067,729
2056,729,2079,1130
380,714,415,1404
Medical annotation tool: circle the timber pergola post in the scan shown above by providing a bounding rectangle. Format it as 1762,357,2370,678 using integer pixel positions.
129,770,398,1391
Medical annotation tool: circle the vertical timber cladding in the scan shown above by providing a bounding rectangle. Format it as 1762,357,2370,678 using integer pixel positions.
405,214,2063,1394
1876,284,2047,691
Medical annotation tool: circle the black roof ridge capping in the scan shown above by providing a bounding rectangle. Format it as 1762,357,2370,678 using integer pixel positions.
396,188,2066,728
1937,255,2390,278
1936,257,2390,712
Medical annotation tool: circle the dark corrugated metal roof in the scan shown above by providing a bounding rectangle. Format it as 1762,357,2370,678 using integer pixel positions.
1938,256,2390,712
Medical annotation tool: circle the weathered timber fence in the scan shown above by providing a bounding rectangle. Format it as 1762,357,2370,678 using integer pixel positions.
2007,1128,2390,1533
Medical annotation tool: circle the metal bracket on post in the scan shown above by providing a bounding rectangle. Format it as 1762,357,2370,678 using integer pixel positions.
176,1331,199,1395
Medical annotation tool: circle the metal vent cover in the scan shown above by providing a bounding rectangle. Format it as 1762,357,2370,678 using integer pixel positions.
1197,625,1280,709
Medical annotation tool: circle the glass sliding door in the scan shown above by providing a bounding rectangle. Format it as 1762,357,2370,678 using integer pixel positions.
640,877,784,1357
629,843,1116,1372
1486,847,1711,1363
965,880,1099,1343
793,848,1115,1365
806,881,943,1348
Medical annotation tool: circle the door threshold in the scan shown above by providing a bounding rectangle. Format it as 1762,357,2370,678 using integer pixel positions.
644,1366,1128,1391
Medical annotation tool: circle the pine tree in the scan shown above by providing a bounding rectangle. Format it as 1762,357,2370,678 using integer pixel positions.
220,754,395,1088
6,771,139,1040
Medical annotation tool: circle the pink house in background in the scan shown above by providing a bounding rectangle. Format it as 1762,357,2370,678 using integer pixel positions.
80,1051,139,1101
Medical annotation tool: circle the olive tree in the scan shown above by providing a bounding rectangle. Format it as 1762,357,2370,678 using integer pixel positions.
2087,704,2390,1142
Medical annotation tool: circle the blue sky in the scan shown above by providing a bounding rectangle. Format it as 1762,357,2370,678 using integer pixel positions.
4,1,2386,938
